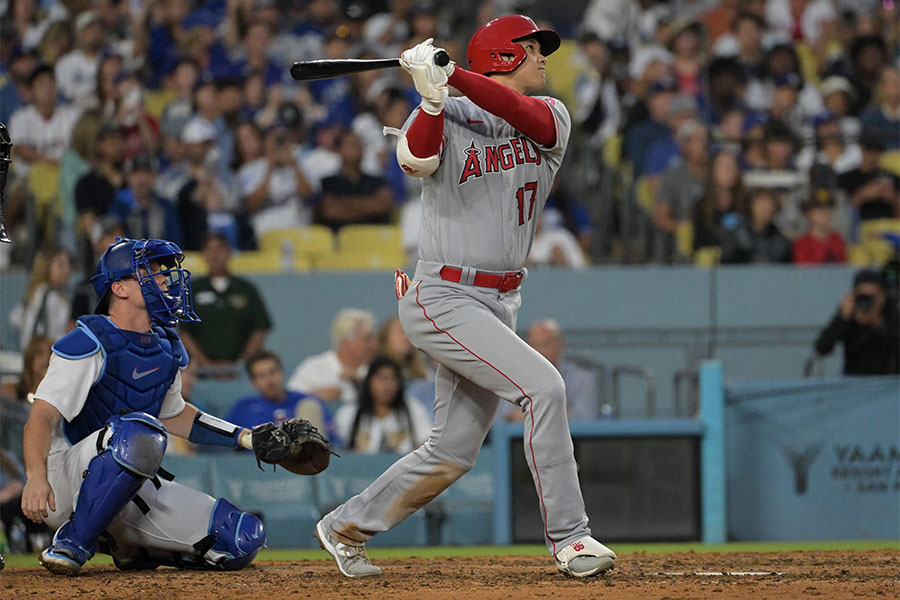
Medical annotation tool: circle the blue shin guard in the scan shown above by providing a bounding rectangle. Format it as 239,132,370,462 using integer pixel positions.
41,413,166,575
112,498,265,571
203,498,266,570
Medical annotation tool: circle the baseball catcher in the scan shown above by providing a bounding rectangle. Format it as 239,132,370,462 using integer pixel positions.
21,238,330,576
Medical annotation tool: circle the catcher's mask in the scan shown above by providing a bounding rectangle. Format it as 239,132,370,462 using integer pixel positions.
466,15,561,76
91,237,200,326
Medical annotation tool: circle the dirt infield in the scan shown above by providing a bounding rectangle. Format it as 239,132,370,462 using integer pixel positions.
3,549,898,599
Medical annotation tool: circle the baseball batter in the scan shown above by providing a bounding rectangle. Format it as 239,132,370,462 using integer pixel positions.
21,238,267,574
316,15,616,578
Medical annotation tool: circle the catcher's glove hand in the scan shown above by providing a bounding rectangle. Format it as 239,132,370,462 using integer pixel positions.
251,418,335,475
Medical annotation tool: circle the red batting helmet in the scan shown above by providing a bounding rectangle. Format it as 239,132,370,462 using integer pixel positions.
466,15,561,75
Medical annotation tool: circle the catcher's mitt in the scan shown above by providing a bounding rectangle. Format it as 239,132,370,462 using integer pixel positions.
251,418,334,475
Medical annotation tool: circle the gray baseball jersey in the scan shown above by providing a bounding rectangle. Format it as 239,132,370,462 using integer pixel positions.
414,95,570,271
321,94,593,558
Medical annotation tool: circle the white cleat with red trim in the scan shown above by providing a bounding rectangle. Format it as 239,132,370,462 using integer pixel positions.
555,536,616,578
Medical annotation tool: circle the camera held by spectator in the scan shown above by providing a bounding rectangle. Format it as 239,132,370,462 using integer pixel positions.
814,269,900,375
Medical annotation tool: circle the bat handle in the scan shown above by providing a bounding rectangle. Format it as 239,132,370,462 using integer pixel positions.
434,49,450,67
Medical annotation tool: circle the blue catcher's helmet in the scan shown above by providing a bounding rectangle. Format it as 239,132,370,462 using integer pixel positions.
91,238,200,326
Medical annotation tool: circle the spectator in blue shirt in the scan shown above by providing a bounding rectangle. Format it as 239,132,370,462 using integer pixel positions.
111,153,183,245
225,350,338,445
859,67,900,150
624,77,677,178
0,46,38,123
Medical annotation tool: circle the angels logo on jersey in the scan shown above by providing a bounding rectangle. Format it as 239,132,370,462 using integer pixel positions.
458,137,543,185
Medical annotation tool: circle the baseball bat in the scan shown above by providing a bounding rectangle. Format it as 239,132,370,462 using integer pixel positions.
290,49,450,81
0,122,12,244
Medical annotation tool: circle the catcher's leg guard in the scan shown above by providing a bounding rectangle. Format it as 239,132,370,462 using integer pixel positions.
41,413,167,575
196,498,265,570
110,498,265,572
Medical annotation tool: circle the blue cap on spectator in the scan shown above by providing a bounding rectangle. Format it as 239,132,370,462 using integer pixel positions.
742,111,768,133
606,39,629,53
193,71,216,92
183,10,220,30
649,77,678,95
8,45,34,64
774,72,802,90
812,111,838,129
113,69,134,85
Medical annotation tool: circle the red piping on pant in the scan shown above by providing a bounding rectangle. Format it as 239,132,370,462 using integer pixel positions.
414,282,555,554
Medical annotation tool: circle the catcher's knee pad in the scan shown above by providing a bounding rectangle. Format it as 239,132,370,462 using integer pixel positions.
199,498,266,571
108,412,168,478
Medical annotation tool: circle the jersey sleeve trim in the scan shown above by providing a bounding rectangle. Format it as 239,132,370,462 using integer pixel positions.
534,97,568,153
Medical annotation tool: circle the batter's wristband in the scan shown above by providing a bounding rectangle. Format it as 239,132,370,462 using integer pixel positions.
188,411,243,448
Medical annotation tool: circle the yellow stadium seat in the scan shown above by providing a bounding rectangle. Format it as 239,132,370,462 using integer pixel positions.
846,242,893,267
228,249,283,274
879,150,900,177
145,89,178,120
847,243,869,267
259,226,336,267
27,162,61,213
860,218,900,242
675,221,694,260
337,224,403,254
603,133,622,168
181,251,208,276
694,246,721,266
794,42,820,87
634,176,654,215
316,248,407,271
847,219,899,266
862,240,894,266
294,253,313,272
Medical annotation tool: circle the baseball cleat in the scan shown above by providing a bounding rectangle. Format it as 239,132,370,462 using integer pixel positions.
315,520,382,578
555,536,616,578
39,547,83,576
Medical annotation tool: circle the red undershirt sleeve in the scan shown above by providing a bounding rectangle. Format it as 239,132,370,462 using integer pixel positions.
447,67,557,147
404,108,444,158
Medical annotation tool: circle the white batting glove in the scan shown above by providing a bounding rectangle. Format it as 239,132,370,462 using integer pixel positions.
400,38,454,116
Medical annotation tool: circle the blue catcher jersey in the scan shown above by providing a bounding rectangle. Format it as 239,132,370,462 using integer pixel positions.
53,315,188,445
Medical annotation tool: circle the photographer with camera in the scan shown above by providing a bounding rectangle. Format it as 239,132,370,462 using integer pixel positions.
814,269,900,375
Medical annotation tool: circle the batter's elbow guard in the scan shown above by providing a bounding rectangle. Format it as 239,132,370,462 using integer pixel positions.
396,135,439,178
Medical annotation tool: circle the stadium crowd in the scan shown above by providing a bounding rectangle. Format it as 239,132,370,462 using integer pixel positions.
0,0,895,274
